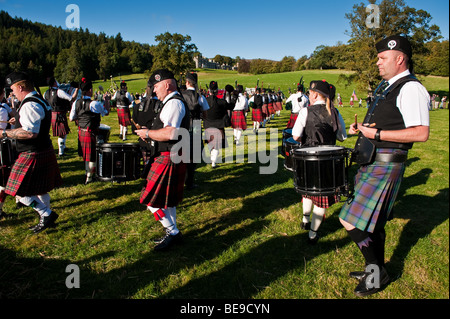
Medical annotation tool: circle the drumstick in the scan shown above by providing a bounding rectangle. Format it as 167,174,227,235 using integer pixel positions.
354,115,376,131
131,119,141,130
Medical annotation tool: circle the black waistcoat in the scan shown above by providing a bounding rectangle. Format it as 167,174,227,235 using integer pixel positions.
301,104,336,147
15,94,53,153
150,93,190,153
368,75,419,150
75,99,101,130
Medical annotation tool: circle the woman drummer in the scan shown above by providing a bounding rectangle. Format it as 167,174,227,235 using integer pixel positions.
292,80,347,244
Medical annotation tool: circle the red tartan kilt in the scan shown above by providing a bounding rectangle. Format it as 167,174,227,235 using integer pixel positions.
303,194,340,209
268,103,275,114
231,111,247,130
252,108,264,122
286,113,298,129
117,107,131,126
5,146,62,197
274,101,283,111
140,153,186,209
204,128,228,149
78,128,97,162
51,112,71,137
262,104,268,117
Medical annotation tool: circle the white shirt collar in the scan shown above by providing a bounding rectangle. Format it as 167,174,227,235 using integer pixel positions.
387,70,411,86
163,91,179,104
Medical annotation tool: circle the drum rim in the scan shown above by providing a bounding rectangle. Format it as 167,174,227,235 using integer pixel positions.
293,145,346,154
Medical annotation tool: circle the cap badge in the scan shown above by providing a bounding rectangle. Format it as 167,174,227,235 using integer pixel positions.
155,74,161,82
388,40,397,50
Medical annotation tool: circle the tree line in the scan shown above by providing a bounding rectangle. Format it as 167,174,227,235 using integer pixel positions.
0,10,154,86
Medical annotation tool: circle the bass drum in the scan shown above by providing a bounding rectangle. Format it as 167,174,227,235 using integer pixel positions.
96,143,142,182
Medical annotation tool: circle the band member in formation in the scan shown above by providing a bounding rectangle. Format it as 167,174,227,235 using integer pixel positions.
286,83,309,129
267,90,275,120
0,81,14,219
231,85,248,145
132,82,161,164
274,90,283,116
113,81,134,141
69,78,108,185
2,71,62,233
204,81,234,168
249,88,264,133
44,77,79,157
339,35,430,297
292,80,346,244
261,89,269,128
135,69,190,252
181,71,210,190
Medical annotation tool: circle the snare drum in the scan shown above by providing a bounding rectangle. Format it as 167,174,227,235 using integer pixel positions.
96,143,142,182
284,137,301,171
293,145,348,196
281,128,293,157
0,138,18,168
97,124,111,145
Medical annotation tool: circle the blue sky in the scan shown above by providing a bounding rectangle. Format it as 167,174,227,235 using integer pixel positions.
1,0,449,61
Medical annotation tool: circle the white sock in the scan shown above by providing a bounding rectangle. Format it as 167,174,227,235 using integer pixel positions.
211,149,219,166
58,137,65,154
37,194,51,208
165,207,179,235
20,196,52,217
310,207,326,239
302,198,313,223
235,129,242,143
123,127,127,139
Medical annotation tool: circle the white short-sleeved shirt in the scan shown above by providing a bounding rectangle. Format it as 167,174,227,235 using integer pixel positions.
387,70,430,127
19,92,51,134
186,87,210,111
69,96,108,121
233,93,249,111
160,92,186,129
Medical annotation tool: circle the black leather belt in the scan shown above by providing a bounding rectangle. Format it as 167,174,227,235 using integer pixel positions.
375,152,408,163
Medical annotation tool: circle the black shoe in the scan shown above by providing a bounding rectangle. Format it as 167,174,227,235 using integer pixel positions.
301,222,310,230
349,271,367,281
16,201,26,209
308,233,320,245
154,231,183,251
32,212,59,234
354,266,390,297
185,184,198,191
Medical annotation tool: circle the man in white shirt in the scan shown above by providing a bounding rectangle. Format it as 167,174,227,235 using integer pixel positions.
339,35,430,297
135,69,190,252
286,84,309,129
231,85,249,145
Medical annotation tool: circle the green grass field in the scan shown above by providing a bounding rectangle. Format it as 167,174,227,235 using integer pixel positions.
1,70,448,301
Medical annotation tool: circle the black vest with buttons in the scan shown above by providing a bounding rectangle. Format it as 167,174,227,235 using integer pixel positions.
15,94,53,153
150,93,190,153
75,98,101,131
367,75,419,150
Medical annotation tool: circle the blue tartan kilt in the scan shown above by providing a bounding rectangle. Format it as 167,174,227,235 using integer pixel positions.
339,149,407,233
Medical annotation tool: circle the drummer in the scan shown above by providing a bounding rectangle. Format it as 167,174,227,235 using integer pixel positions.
69,78,108,185
292,80,347,244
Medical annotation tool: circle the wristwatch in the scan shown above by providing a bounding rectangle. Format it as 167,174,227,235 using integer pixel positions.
375,129,382,142
2,130,7,138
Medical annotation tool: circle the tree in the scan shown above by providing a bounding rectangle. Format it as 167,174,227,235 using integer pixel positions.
151,32,198,78
343,0,442,92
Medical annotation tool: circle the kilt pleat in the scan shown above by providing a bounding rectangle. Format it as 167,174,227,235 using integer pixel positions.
274,101,283,112
204,128,228,150
268,103,275,115
262,104,268,118
339,149,407,233
252,108,264,122
117,107,131,126
140,153,186,209
78,128,97,162
51,112,71,137
302,194,340,209
5,147,62,197
286,113,298,129
231,110,247,130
